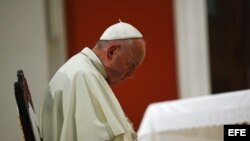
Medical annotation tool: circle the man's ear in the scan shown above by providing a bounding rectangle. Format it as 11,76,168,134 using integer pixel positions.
107,45,119,60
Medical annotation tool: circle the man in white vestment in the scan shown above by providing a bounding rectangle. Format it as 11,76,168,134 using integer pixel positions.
40,21,146,141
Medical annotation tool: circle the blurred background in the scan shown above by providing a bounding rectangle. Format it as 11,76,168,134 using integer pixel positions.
0,0,249,140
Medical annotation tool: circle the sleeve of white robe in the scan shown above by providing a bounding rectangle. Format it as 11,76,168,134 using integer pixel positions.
74,72,135,141
74,72,110,140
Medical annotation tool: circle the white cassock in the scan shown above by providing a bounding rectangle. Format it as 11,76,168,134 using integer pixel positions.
40,47,137,141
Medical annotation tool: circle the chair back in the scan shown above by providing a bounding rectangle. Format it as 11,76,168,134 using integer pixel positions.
14,70,42,141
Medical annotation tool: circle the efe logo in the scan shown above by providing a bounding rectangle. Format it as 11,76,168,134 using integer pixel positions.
228,129,246,136
224,125,249,141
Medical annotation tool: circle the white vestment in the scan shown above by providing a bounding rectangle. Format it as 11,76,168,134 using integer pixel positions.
40,48,137,141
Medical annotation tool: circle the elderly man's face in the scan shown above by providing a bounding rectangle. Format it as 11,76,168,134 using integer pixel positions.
106,39,146,87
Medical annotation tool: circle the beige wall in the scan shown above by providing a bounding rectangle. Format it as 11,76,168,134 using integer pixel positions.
0,1,49,140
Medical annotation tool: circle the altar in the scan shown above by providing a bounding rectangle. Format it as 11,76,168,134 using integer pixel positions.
138,90,250,141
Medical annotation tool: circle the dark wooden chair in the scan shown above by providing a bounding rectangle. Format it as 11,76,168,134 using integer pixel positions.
14,70,42,141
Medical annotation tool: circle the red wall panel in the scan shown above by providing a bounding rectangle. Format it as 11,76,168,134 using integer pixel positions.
65,0,178,130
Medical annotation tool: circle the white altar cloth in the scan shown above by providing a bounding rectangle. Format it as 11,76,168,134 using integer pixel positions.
138,89,250,141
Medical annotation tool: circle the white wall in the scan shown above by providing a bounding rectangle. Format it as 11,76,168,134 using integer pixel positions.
173,0,211,98
0,1,49,140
